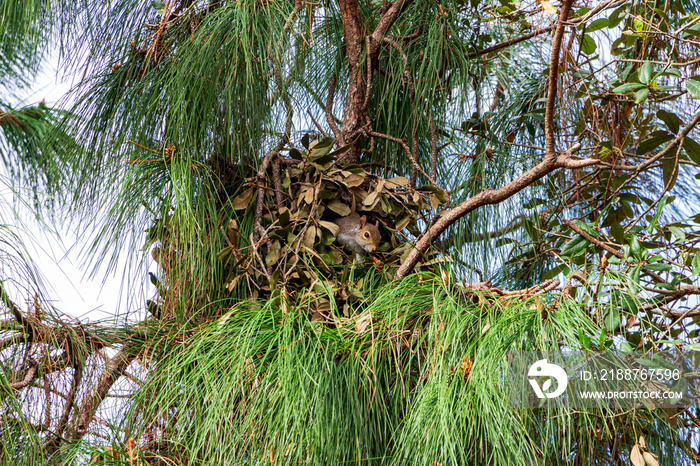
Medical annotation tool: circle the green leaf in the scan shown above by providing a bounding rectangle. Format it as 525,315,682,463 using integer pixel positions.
605,309,620,331
662,154,678,189
586,18,609,32
308,137,336,159
668,225,686,243
686,343,700,351
628,236,641,260
633,87,649,103
637,132,673,154
687,79,700,99
561,235,589,257
289,148,303,160
612,82,645,94
580,34,596,54
578,329,592,350
151,1,165,9
647,195,671,233
620,294,638,313
639,60,653,84
684,138,700,164
692,254,700,276
657,110,680,134
645,263,672,271
608,4,628,28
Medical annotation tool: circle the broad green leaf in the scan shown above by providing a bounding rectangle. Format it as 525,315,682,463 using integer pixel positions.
608,4,628,28
645,263,672,271
561,235,589,256
637,132,673,154
633,87,649,103
612,82,645,94
586,18,609,32
668,225,686,242
605,310,620,331
580,34,596,54
639,60,653,84
662,154,678,189
629,236,641,260
687,79,700,99
657,110,680,134
309,136,336,159
578,329,592,350
684,138,700,164
692,254,700,275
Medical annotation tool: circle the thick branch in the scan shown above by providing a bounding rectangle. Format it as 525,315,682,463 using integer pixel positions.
370,0,412,53
544,0,574,157
467,26,556,60
395,144,599,279
73,345,137,437
0,282,36,338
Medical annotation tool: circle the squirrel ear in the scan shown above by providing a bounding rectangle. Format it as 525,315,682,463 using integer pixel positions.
359,215,367,227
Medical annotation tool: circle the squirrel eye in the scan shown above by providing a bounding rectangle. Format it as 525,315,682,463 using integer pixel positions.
364,232,370,238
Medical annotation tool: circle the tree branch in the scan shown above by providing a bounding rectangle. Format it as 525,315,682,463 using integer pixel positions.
73,345,137,437
395,144,600,279
544,0,575,157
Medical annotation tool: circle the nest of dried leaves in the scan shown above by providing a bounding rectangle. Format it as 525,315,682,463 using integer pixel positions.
214,136,447,316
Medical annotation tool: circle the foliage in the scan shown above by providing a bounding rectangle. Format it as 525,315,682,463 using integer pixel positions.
1,0,700,465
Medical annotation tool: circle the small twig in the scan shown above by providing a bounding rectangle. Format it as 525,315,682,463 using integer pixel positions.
429,111,437,182
8,359,38,390
544,0,574,157
467,25,555,60
368,130,441,188
306,109,329,136
126,140,160,154
272,153,285,210
325,72,341,140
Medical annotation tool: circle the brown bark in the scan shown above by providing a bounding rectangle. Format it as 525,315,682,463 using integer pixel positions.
395,0,589,279
337,0,412,164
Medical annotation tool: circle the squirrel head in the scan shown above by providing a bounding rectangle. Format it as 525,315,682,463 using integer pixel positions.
356,215,381,253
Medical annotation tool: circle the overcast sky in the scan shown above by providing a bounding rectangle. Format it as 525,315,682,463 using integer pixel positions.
3,58,151,324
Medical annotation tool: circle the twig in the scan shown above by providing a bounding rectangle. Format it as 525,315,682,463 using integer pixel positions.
368,130,441,188
459,278,560,297
306,109,328,136
544,0,574,157
467,25,555,59
429,111,437,182
395,142,600,279
325,72,341,140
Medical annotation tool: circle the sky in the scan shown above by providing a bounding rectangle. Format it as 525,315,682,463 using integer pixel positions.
3,59,152,324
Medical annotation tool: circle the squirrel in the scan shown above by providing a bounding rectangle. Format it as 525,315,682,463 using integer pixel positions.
333,213,381,260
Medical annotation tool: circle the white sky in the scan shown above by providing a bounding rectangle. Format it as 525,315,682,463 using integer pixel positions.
3,60,151,323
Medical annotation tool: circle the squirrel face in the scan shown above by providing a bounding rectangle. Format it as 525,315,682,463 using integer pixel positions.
333,213,381,256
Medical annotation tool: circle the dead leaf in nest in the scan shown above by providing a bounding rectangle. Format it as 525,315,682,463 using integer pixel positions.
460,356,472,381
354,312,372,333
232,187,256,210
630,445,644,466
642,451,659,466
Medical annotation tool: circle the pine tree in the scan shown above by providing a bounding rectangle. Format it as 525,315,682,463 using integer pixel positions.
2,0,700,464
